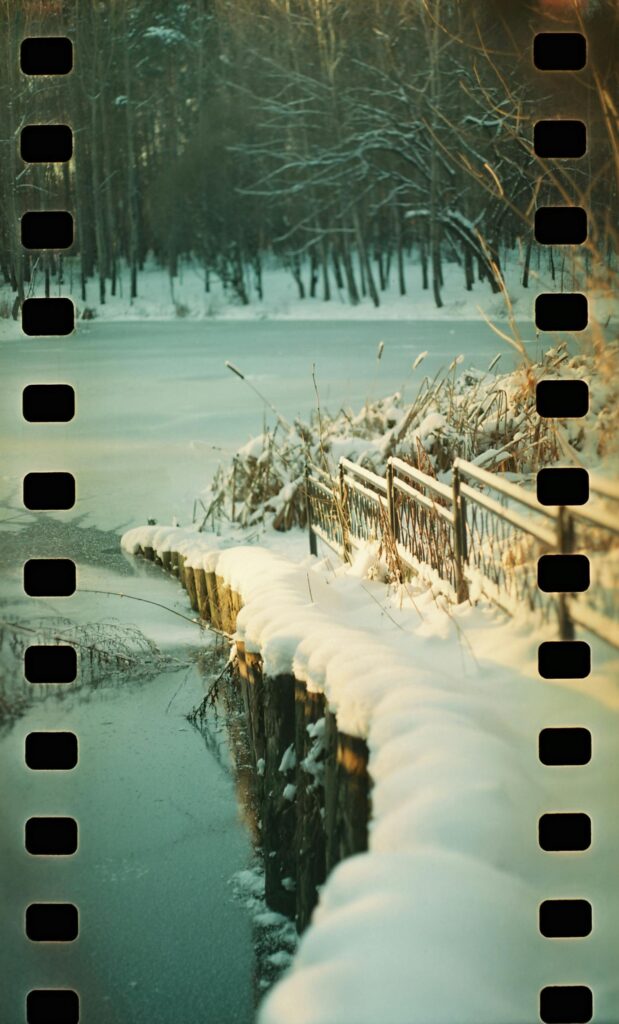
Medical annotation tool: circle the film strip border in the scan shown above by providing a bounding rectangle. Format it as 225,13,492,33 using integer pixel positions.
18,32,80,1024
16,21,600,1024
533,25,594,1024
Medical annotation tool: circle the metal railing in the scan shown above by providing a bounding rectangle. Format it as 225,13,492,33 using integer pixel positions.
306,456,619,648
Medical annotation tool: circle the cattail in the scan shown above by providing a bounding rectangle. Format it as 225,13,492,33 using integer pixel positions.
412,351,428,370
377,341,384,361
225,361,245,380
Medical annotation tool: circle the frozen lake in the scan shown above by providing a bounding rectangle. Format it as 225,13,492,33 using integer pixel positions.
0,319,540,530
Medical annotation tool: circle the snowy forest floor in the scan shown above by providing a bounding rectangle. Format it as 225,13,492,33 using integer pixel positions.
1,253,616,331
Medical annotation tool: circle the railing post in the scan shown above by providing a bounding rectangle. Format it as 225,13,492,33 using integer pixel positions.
339,461,350,561
305,464,318,557
557,505,575,641
386,458,402,582
386,459,397,539
231,455,237,523
452,465,469,602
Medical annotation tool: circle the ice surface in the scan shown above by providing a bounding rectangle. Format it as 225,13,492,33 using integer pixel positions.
0,319,544,533
0,555,256,1024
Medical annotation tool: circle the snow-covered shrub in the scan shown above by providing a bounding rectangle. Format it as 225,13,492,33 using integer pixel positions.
199,343,618,534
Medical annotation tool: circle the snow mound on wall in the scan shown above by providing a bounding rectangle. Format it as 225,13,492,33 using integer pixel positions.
121,529,619,1023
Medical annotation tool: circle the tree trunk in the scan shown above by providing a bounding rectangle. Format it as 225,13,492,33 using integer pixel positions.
90,97,107,305
123,7,139,301
100,87,117,297
352,207,379,307
393,204,406,296
5,10,24,318
320,234,331,301
420,233,429,290
464,244,474,290
308,247,319,298
332,247,344,290
291,254,305,298
340,234,360,305
428,3,443,308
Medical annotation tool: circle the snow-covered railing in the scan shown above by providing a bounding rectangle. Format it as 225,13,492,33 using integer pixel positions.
340,458,388,556
304,462,345,559
306,455,619,648
455,459,561,631
389,458,460,595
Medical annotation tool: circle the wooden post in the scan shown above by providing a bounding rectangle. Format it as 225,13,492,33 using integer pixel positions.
386,459,402,581
336,732,369,860
245,650,266,772
305,465,318,557
178,553,187,586
193,567,210,621
324,710,369,873
231,456,237,524
262,674,297,917
452,466,469,602
229,589,243,632
205,571,221,630
557,506,575,641
235,640,255,764
294,682,326,932
185,564,199,612
386,459,397,540
216,576,233,633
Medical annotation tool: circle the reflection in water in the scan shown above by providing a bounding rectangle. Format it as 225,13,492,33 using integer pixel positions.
0,610,181,732
190,649,298,1008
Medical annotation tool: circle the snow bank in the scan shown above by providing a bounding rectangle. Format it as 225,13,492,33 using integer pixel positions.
253,568,619,1023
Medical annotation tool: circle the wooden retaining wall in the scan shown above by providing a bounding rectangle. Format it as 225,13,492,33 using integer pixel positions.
136,543,370,934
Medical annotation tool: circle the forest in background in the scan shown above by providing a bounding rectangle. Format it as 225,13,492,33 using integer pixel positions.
0,0,617,317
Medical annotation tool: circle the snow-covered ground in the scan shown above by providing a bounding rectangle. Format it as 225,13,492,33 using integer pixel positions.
2,255,615,334
119,528,619,1024
2,257,527,325
2,252,613,330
